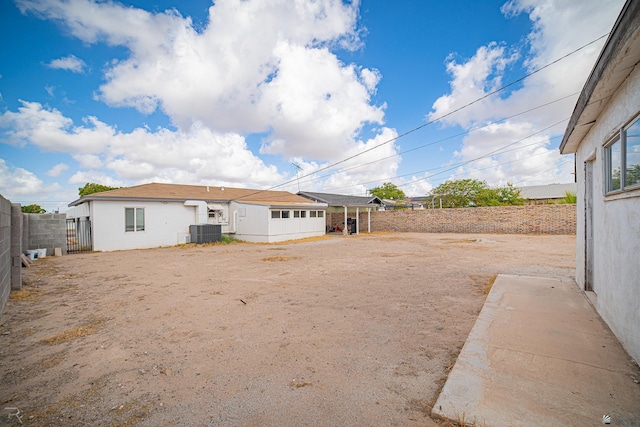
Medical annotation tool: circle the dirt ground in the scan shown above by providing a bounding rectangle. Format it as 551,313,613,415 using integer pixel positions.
0,233,576,426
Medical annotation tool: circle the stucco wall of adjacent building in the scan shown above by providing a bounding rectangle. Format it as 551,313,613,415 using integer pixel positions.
573,65,640,363
91,200,197,251
231,202,326,243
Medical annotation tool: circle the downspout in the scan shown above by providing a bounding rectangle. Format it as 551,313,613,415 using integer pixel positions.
184,200,208,224
229,210,237,234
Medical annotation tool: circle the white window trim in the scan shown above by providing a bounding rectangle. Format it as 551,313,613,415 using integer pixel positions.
604,113,640,195
125,207,145,233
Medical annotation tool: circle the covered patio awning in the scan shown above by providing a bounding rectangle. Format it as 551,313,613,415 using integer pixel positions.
297,191,384,235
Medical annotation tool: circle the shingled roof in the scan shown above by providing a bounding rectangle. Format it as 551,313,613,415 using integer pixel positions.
69,182,324,208
297,191,383,207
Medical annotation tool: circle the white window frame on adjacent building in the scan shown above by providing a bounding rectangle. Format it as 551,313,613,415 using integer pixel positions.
125,207,145,232
605,113,640,194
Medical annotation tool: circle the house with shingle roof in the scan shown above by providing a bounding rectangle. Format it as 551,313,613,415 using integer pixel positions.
66,182,327,250
297,191,383,234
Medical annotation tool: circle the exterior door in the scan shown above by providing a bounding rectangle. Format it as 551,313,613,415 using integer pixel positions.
585,161,594,292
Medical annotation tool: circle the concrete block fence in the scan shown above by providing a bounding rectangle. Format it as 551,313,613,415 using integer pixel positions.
23,213,68,257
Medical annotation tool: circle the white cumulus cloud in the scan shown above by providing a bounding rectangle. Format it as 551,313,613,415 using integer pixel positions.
46,54,86,73
47,162,68,177
428,0,625,186
16,0,385,164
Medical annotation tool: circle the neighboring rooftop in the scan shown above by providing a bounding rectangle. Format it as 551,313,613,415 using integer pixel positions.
518,183,576,200
297,191,383,207
69,182,324,207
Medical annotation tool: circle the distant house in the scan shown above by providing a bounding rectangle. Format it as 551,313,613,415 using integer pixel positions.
559,0,640,363
66,183,327,250
518,183,577,205
297,191,383,234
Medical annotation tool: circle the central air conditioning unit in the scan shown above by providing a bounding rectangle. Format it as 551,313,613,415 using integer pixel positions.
189,224,222,244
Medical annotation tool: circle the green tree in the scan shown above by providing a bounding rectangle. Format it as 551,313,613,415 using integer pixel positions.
369,182,406,200
429,179,523,208
21,204,46,214
496,183,524,205
79,183,119,197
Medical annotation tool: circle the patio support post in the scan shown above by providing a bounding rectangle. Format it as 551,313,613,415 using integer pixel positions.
343,206,348,235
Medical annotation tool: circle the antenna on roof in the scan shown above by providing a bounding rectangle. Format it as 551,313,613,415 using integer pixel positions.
291,162,302,193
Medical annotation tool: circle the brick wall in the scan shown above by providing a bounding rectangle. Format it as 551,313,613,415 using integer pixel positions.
23,213,67,256
356,204,575,235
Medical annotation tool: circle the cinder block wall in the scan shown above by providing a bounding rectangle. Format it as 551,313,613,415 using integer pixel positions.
23,213,67,256
361,204,576,234
0,196,12,316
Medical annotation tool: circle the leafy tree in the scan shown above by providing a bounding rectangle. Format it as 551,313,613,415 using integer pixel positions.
21,204,46,214
496,183,524,205
428,179,523,208
79,183,119,197
369,182,406,200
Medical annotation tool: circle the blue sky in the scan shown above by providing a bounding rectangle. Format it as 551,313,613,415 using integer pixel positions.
0,0,626,211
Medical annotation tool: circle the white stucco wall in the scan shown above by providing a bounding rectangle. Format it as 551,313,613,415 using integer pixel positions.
229,202,326,243
91,200,197,251
573,65,640,363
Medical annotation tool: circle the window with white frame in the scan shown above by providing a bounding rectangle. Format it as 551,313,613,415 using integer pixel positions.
310,211,317,218
605,114,640,193
301,210,306,218
294,210,300,218
271,210,281,219
317,211,324,218
282,210,290,219
125,208,145,232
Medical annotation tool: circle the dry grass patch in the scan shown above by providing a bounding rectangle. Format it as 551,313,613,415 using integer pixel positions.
10,288,43,301
441,238,477,244
289,380,312,388
469,274,497,296
40,318,105,345
272,235,331,244
262,256,299,262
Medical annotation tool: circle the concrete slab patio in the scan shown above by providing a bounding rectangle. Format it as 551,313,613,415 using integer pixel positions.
432,274,640,427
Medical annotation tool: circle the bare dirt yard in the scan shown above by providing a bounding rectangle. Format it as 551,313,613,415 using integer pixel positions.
0,233,575,426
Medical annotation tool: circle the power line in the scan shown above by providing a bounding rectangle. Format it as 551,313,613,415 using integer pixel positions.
232,33,609,201
316,120,567,194
294,92,579,187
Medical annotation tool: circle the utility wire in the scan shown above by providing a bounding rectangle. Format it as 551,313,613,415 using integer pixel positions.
317,121,567,194
294,92,579,187
233,33,609,201
320,118,568,193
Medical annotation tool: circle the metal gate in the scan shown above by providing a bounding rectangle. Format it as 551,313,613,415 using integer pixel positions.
66,217,93,253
